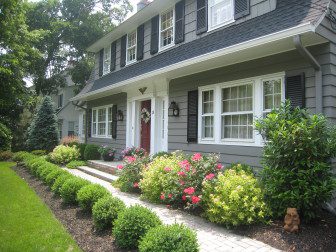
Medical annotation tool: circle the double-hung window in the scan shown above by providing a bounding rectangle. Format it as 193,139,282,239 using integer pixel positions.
92,105,113,138
221,84,253,140
263,78,282,115
199,73,285,146
201,90,214,139
98,108,106,136
103,46,111,75
208,0,234,30
160,8,174,50
127,31,137,64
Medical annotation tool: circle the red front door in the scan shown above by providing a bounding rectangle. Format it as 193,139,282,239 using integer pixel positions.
140,100,151,153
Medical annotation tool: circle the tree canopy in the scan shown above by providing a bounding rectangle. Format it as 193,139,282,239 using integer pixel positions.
25,0,133,95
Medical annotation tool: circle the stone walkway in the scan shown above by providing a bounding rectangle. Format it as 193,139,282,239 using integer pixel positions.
65,168,280,252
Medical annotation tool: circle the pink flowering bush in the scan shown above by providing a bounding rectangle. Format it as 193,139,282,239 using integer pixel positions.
121,146,147,159
113,155,150,193
140,152,223,209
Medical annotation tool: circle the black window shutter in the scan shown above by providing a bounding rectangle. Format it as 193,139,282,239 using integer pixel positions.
87,109,92,138
120,35,127,67
112,105,118,140
110,41,117,71
234,0,250,20
187,90,198,143
285,73,306,108
98,49,104,77
196,0,208,35
150,15,159,55
137,24,145,60
175,0,185,44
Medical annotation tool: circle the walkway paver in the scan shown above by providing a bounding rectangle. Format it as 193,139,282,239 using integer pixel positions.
65,168,280,252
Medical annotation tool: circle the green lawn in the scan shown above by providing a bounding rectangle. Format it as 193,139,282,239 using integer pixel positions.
0,162,82,252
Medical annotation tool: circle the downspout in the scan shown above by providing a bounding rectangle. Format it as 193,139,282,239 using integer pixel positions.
72,101,88,144
293,35,323,114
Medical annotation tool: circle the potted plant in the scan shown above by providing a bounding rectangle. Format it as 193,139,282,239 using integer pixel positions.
98,145,116,161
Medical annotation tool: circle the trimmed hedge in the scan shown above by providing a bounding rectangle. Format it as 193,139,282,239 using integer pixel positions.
60,177,90,204
76,184,110,212
84,144,100,160
113,205,162,249
92,196,126,231
139,224,199,252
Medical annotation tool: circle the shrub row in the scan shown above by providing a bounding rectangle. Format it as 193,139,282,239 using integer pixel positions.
15,151,199,251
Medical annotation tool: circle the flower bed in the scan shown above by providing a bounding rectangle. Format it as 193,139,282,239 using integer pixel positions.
14,151,199,251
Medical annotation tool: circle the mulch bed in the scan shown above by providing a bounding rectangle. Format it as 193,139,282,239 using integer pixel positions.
12,165,133,252
12,165,336,252
234,211,336,251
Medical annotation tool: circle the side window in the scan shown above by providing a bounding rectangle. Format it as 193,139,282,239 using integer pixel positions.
263,78,282,115
103,46,111,75
58,94,63,108
201,90,214,139
68,121,75,136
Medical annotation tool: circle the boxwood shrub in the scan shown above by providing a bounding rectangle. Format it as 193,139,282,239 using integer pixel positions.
49,145,80,164
84,144,100,160
139,224,199,252
38,163,59,181
46,169,68,187
76,184,110,212
113,205,162,249
66,160,86,169
51,173,74,195
60,177,90,204
92,196,126,231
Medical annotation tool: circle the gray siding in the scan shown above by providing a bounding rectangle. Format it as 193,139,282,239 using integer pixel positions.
168,43,331,168
87,93,127,158
94,0,276,81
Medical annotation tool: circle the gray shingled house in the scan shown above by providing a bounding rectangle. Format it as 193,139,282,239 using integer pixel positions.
71,0,336,168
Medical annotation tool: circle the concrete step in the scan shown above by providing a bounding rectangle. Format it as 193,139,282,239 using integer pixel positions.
86,160,123,175
77,166,119,183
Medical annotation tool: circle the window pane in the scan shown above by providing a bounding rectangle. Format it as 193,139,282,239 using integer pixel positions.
202,116,213,138
264,95,273,110
263,79,282,111
161,9,174,48
202,90,214,114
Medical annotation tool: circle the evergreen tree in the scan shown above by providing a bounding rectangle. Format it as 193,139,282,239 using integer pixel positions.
26,96,59,151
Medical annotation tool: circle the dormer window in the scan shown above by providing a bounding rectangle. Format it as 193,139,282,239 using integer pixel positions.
208,0,234,30
127,31,137,64
103,46,111,75
160,8,174,50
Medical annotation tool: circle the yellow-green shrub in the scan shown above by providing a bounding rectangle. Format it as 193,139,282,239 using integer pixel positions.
202,168,269,227
140,154,182,203
49,145,80,164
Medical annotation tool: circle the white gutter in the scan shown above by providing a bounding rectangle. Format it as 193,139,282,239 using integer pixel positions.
72,23,316,101
293,35,323,114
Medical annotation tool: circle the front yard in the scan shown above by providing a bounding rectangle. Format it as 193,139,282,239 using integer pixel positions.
0,162,81,252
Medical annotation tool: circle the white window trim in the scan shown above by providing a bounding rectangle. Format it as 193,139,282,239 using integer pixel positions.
159,7,175,52
91,104,113,138
208,0,235,32
198,72,285,147
126,30,137,65
103,46,111,76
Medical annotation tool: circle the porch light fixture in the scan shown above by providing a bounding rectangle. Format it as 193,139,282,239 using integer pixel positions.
117,110,124,121
168,101,179,117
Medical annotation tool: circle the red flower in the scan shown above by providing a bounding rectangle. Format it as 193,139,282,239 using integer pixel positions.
205,173,215,180
177,171,186,176
125,156,136,163
217,163,223,170
160,194,165,200
182,195,187,201
179,180,185,186
117,165,124,170
133,182,139,188
168,194,173,199
164,167,172,172
179,160,191,171
184,187,195,195
166,205,171,209
192,153,202,161
191,195,201,204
